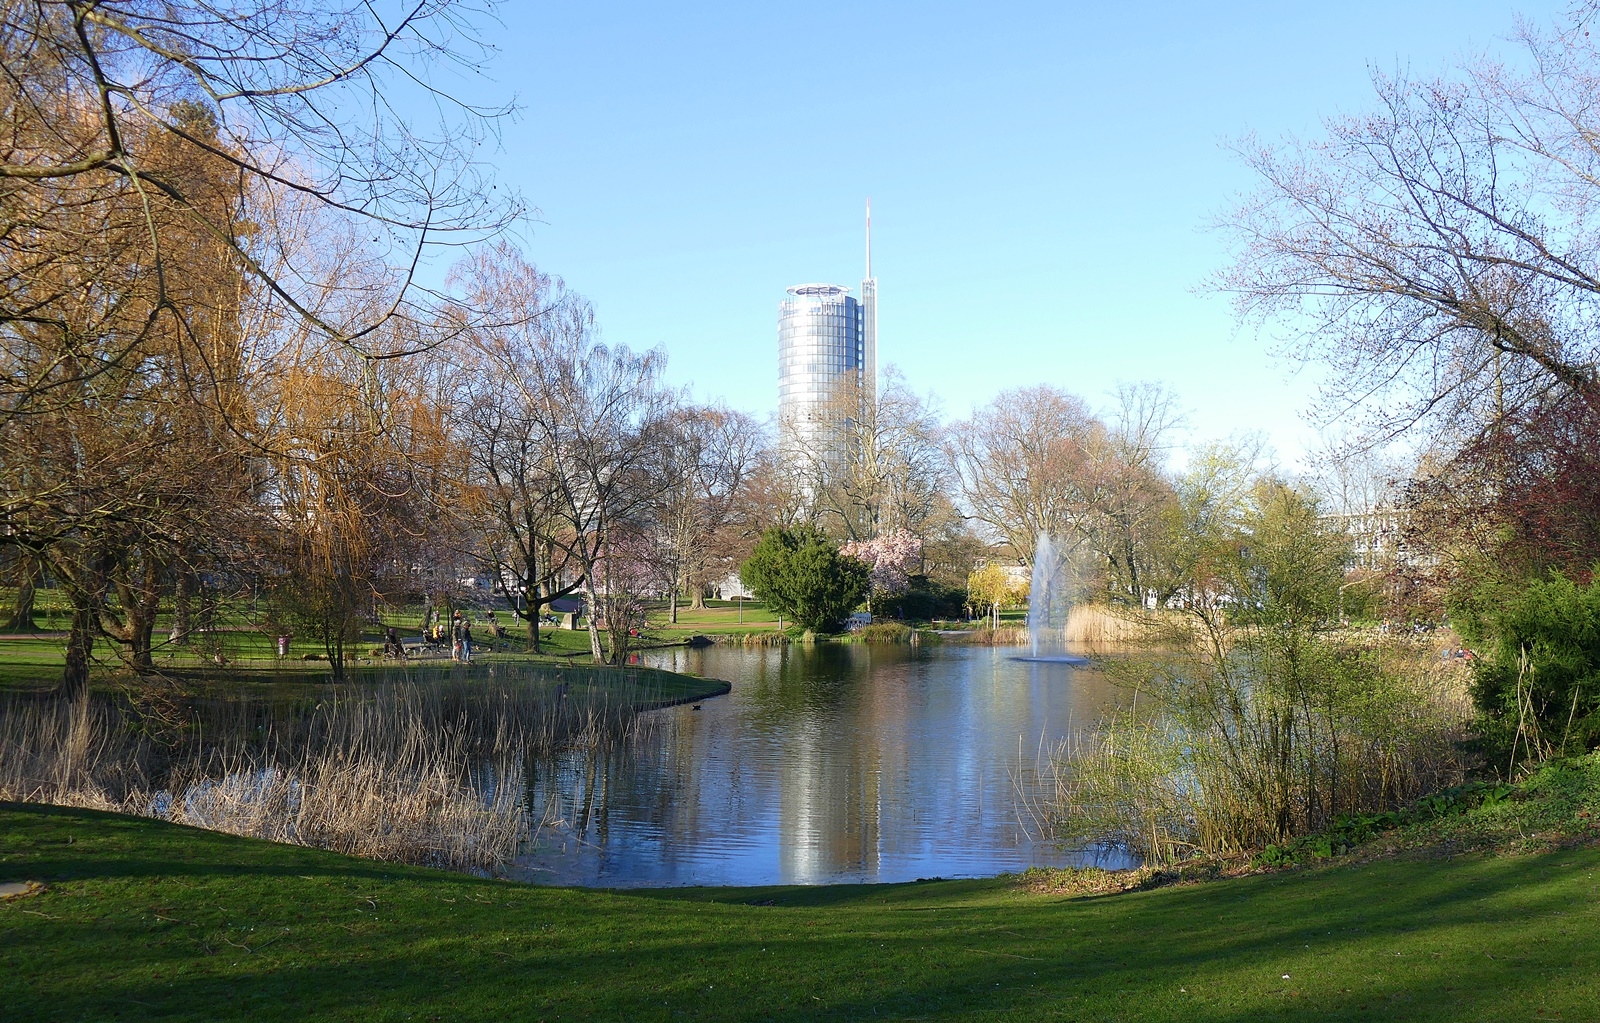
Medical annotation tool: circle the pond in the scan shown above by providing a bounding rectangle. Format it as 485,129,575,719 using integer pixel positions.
513,642,1132,888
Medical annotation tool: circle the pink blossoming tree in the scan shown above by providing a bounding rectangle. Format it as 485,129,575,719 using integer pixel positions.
841,529,923,600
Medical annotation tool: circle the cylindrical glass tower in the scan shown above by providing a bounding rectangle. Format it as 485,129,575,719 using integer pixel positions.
778,283,864,457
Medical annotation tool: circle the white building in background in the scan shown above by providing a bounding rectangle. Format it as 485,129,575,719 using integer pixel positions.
777,203,878,466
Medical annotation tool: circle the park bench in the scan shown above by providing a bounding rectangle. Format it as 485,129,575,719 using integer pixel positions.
399,638,447,660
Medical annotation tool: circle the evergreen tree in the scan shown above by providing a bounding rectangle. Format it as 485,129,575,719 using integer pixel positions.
739,527,869,633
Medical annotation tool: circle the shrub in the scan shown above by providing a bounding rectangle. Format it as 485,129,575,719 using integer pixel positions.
1031,481,1469,861
880,577,968,622
1465,573,1600,774
738,526,869,633
856,622,913,643
1039,642,1468,862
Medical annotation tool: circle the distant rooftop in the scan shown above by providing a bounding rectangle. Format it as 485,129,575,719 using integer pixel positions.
785,283,851,297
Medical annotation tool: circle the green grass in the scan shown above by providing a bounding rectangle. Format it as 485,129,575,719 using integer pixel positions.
0,594,662,694
648,599,785,633
3,803,1599,1022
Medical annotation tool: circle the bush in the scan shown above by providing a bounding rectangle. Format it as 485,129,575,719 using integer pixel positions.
1040,642,1468,862
856,622,913,643
738,526,869,633
1465,572,1600,773
1031,482,1469,861
871,577,967,622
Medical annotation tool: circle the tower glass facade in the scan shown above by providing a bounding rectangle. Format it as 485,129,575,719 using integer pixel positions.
778,284,866,457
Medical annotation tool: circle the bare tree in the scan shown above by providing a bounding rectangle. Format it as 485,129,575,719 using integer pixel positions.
1087,383,1184,602
1219,8,1600,444
949,385,1104,565
655,403,765,619
794,367,945,542
509,305,679,664
448,246,586,653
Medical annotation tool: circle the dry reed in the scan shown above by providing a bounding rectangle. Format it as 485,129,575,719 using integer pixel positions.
0,665,670,873
710,631,788,647
1061,605,1156,647
964,625,1031,646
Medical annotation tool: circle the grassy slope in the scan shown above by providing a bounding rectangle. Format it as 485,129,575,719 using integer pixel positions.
4,803,1599,1022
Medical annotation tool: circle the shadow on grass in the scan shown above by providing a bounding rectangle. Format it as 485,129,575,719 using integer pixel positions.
6,804,1600,1022
2,803,414,885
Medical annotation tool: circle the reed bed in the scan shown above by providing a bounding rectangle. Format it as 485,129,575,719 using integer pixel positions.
0,665,671,873
963,625,1031,646
710,631,789,647
1020,642,1472,863
1061,605,1158,647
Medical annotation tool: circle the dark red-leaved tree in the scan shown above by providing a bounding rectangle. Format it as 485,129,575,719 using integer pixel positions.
1403,390,1600,598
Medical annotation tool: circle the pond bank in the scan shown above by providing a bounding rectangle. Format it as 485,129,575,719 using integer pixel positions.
5,801,1600,1022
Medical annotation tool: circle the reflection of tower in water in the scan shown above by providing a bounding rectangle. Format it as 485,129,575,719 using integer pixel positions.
777,646,901,883
778,721,885,883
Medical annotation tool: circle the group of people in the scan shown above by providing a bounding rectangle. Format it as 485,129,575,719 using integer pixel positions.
381,609,485,663
428,610,475,662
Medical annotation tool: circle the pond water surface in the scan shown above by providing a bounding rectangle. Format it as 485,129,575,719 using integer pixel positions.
512,642,1132,888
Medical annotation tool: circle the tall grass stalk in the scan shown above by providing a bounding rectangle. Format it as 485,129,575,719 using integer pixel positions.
709,631,788,647
0,665,670,872
1029,641,1471,863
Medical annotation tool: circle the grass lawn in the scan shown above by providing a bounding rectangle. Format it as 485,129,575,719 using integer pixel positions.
648,599,786,634
3,801,1598,1022
0,591,636,694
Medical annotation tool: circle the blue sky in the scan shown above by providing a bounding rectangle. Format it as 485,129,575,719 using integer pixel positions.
464,1,1563,467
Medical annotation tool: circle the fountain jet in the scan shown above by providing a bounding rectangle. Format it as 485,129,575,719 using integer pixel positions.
1011,531,1088,666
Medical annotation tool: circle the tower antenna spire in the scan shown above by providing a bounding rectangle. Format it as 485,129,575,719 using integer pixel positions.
865,198,872,279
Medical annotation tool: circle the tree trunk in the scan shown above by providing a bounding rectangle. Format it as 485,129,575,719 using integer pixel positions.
531,601,550,656
531,557,550,653
4,553,39,632
326,621,346,680
688,558,706,610
136,613,156,669
169,568,194,645
126,597,156,670
63,598,95,701
110,556,162,670
61,550,113,699
526,571,587,655
605,597,631,666
581,573,605,663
